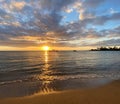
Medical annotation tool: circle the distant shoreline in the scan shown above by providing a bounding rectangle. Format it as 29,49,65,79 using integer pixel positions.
91,46,120,51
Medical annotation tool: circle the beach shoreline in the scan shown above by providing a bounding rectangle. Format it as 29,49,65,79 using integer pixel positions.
0,79,120,104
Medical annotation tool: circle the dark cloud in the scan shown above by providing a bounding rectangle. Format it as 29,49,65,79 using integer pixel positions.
93,39,120,46
82,12,120,25
83,0,105,8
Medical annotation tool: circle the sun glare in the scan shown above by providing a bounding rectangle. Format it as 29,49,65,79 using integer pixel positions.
42,46,50,51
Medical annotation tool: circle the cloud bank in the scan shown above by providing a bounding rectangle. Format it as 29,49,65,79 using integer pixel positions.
0,0,120,49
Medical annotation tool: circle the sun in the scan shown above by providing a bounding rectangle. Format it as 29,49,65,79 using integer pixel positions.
42,46,50,51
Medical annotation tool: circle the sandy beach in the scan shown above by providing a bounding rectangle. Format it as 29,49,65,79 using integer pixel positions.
0,80,120,104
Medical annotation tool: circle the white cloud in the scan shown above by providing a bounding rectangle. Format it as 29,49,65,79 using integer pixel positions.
65,8,73,13
109,8,118,14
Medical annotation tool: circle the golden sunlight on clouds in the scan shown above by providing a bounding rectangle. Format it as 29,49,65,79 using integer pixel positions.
11,1,26,10
0,46,95,51
0,46,39,51
10,36,39,41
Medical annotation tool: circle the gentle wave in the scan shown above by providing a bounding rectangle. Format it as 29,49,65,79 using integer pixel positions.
0,71,120,86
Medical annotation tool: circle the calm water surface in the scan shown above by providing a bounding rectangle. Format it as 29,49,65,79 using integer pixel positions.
0,51,120,97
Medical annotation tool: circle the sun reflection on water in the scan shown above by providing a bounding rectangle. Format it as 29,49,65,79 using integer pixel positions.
38,51,55,94
43,51,49,71
45,51,48,64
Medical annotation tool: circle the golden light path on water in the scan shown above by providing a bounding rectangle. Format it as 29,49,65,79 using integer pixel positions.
36,50,56,95
45,51,48,64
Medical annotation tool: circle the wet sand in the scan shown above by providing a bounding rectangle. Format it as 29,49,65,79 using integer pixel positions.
0,80,120,104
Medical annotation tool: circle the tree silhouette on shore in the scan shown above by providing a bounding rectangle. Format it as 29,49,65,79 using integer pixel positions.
91,46,120,51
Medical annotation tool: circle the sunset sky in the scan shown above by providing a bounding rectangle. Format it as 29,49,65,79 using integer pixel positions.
0,0,120,51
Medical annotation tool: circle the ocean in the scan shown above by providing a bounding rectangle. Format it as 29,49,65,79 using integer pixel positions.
0,51,120,97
